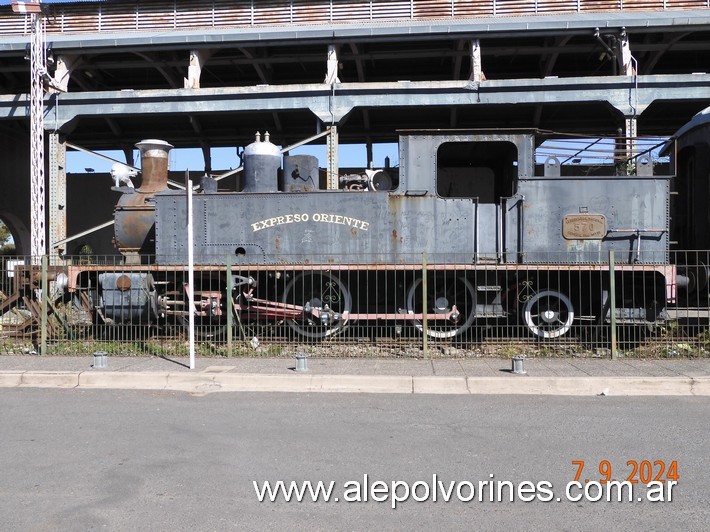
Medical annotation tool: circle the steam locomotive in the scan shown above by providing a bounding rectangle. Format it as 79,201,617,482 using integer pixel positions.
58,114,710,342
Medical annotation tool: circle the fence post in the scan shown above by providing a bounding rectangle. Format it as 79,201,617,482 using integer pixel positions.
422,252,428,358
609,250,617,359
40,254,48,356
226,255,233,357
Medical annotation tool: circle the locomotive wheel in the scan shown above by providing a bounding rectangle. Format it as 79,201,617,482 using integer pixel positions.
282,271,352,339
523,290,574,339
406,275,476,339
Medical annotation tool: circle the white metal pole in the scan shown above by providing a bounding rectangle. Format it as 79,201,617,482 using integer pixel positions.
186,171,195,369
30,10,46,263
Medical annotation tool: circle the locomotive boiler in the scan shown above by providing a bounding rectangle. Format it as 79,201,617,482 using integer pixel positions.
65,126,692,341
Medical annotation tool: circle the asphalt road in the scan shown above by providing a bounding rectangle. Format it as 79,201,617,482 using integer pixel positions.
1,390,707,531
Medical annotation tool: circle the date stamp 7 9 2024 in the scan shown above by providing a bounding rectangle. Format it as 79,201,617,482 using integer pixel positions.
571,460,679,484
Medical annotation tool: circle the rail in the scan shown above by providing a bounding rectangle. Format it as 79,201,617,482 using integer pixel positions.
1,1,709,37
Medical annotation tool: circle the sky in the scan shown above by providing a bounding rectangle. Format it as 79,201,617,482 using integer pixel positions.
66,142,400,176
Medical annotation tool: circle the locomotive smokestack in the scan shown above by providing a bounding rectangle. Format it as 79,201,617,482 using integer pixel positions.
136,139,173,192
114,139,174,262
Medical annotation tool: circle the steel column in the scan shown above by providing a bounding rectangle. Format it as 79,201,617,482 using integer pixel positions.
327,125,338,190
48,132,66,256
30,12,46,261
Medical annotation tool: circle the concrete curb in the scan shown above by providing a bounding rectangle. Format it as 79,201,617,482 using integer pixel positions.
21,371,80,389
1,371,709,396
465,376,709,395
413,376,469,394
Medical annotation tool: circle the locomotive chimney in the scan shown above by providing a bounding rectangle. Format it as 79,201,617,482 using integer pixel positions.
136,139,173,192
114,139,174,262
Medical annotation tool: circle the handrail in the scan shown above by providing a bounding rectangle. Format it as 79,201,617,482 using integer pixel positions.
0,0,707,37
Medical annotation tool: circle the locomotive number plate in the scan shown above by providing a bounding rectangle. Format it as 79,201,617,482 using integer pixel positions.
562,214,607,240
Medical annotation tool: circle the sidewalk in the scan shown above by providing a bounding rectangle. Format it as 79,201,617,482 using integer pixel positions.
1,354,709,395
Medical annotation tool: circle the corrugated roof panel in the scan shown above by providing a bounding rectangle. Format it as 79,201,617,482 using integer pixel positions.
1,1,115,3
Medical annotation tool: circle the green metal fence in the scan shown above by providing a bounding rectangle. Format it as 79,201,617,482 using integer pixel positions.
0,251,708,359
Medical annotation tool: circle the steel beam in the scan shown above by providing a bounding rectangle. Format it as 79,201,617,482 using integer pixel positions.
0,74,704,127
2,11,710,54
